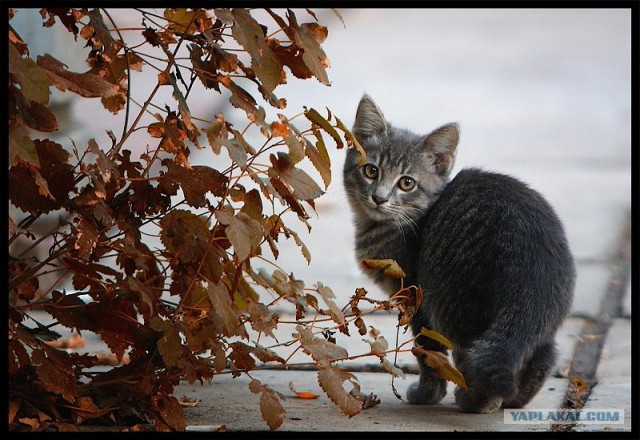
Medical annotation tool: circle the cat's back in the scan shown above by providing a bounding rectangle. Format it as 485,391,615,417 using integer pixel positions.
419,168,574,303
418,168,575,340
421,167,567,242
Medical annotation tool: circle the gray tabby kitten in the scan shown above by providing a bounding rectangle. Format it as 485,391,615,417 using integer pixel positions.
343,95,575,413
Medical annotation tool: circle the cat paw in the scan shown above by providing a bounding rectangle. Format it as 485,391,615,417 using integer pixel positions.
406,379,447,405
454,386,503,414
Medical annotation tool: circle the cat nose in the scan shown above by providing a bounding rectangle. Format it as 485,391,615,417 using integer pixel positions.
372,194,388,206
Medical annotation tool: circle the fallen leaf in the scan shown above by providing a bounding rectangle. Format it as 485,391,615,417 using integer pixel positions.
349,389,381,410
93,352,130,366
178,395,199,407
289,381,320,399
44,333,86,349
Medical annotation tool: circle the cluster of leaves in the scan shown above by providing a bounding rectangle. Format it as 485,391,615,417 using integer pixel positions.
8,7,464,432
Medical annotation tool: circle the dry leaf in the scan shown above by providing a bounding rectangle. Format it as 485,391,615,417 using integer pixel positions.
294,325,348,364
289,381,320,399
361,259,406,279
44,333,86,349
412,346,467,390
249,379,285,430
349,389,381,410
419,327,453,350
93,352,130,366
178,395,199,407
317,367,362,417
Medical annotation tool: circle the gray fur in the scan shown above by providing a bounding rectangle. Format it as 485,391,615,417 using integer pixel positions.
344,95,575,413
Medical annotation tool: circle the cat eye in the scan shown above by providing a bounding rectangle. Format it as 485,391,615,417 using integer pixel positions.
362,164,379,180
398,176,416,191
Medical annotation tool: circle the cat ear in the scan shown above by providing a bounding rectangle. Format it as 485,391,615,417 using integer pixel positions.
423,123,459,176
353,94,387,141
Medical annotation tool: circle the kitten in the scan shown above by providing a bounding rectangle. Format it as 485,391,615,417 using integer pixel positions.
343,95,575,413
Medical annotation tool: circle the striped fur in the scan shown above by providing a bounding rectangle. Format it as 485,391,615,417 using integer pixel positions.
343,95,575,413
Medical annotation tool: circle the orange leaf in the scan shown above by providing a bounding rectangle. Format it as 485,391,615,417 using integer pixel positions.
44,333,86,349
289,381,319,399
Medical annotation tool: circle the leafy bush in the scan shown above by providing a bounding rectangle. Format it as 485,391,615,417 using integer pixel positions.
8,8,463,431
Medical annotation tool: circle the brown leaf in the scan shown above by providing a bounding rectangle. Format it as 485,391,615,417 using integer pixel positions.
13,88,58,132
215,210,262,262
269,177,309,220
152,394,186,432
40,8,81,36
164,8,212,35
365,333,388,356
72,396,113,422
316,283,345,326
349,388,381,410
247,301,278,339
294,325,348,364
269,153,323,201
204,114,228,155
151,318,183,368
229,342,284,370
286,11,330,85
231,9,284,93
412,346,467,390
9,139,74,214
36,54,120,98
18,417,40,431
8,400,21,425
301,22,328,44
163,159,228,207
305,134,331,188
362,259,406,279
304,107,343,148
207,281,245,337
83,9,123,61
382,358,405,379
9,41,50,104
32,348,77,401
8,120,38,168
74,217,98,260
317,367,362,417
268,39,313,80
248,379,286,430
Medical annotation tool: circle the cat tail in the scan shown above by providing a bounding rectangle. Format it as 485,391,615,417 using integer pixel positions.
465,313,537,400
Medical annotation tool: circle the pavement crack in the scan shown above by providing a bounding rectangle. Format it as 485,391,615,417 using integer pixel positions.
550,210,631,432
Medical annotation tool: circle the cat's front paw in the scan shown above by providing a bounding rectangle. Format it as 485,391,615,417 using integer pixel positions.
406,378,447,405
454,386,502,414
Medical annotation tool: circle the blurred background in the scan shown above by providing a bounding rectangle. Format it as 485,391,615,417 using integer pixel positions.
11,8,632,305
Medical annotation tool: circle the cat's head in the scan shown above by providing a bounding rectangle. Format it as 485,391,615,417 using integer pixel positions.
343,94,459,226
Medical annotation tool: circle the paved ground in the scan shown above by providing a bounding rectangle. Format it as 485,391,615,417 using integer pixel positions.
12,7,633,434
